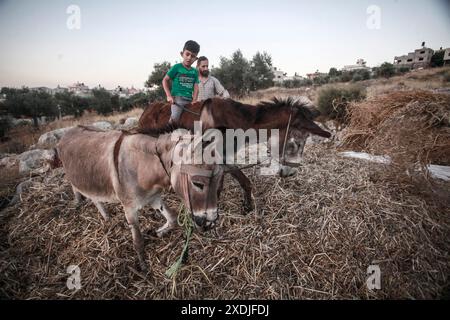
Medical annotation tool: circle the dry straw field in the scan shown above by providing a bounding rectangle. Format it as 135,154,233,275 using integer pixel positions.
0,67,449,299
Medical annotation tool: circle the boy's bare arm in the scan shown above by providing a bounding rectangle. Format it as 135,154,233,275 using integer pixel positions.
193,83,199,102
162,75,173,104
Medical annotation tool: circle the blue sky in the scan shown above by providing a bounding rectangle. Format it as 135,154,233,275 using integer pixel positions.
0,0,449,89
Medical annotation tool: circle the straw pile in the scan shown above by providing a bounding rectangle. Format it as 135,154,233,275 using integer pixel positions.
341,90,450,168
1,143,449,299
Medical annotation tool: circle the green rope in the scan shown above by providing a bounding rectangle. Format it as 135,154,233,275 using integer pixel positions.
165,205,194,278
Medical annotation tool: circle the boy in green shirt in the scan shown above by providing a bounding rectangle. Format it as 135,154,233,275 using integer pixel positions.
162,40,200,123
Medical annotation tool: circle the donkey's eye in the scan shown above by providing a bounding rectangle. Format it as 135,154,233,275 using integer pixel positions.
192,181,204,191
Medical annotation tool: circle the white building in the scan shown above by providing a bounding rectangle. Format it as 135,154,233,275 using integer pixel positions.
272,67,304,83
51,85,68,95
444,48,450,66
342,59,370,72
112,86,142,98
68,82,91,97
306,71,327,80
272,67,287,83
31,87,53,94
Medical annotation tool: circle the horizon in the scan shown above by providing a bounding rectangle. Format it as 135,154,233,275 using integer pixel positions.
0,0,449,89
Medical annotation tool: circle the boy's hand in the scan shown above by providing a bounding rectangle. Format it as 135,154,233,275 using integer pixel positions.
167,95,174,104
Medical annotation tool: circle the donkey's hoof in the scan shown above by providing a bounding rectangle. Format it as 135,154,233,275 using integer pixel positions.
72,199,84,209
243,201,254,214
156,229,169,238
139,262,148,272
156,224,174,238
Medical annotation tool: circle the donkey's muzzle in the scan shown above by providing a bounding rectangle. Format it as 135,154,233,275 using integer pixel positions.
193,215,206,227
193,212,218,231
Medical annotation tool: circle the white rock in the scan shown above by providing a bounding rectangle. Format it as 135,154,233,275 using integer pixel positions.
123,117,138,128
91,121,113,131
427,165,450,181
338,151,450,181
339,151,391,164
11,118,33,126
37,127,74,149
18,149,56,175
9,179,33,206
0,154,18,168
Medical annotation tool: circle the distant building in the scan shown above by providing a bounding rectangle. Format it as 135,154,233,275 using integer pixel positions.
283,74,305,82
112,86,142,98
394,46,434,69
306,71,327,80
52,85,68,95
31,87,53,94
444,48,450,66
342,59,370,72
272,67,287,83
271,67,305,84
68,82,91,97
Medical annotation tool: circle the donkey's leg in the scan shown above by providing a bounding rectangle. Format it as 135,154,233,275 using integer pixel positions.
150,195,177,237
72,185,84,206
93,201,110,221
227,166,254,213
124,206,147,271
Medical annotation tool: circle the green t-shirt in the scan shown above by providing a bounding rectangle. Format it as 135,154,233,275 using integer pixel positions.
166,63,200,99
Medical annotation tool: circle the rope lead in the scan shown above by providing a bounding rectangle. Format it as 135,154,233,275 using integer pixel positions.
165,205,194,278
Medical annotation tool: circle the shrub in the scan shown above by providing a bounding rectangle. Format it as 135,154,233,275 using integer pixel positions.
0,116,12,139
352,73,363,82
375,62,395,78
444,71,450,83
396,66,410,74
317,85,366,123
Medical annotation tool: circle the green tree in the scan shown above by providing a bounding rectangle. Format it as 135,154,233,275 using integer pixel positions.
4,88,57,127
145,61,171,87
248,51,274,91
328,67,341,77
430,50,445,67
145,61,171,100
119,92,150,112
339,72,352,82
91,88,114,115
375,62,395,78
396,66,410,74
352,69,370,82
212,50,251,96
313,76,329,85
111,94,120,112
55,91,88,118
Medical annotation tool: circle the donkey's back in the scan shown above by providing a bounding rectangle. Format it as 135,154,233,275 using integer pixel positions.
57,126,121,202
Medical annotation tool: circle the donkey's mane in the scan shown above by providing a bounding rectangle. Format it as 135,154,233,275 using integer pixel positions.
255,97,316,122
200,98,254,120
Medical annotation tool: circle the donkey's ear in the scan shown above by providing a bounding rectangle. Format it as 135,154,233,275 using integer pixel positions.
199,98,214,130
303,120,332,138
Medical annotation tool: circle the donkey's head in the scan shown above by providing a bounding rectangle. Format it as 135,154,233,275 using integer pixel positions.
269,97,331,177
170,131,224,231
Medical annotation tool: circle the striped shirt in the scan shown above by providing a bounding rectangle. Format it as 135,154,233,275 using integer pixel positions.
197,76,230,101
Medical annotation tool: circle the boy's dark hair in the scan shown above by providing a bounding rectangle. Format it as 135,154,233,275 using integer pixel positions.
196,56,208,66
183,40,200,54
